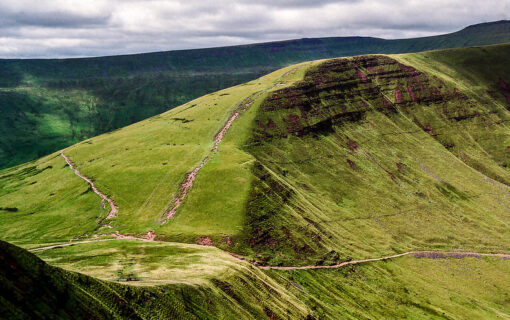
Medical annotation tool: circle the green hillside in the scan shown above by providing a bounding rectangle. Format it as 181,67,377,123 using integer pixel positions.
0,239,314,319
2,43,510,318
1,20,510,169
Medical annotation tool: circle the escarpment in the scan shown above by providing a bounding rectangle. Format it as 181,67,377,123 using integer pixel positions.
238,55,510,265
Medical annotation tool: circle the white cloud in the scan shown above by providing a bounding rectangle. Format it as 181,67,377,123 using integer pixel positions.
0,0,508,58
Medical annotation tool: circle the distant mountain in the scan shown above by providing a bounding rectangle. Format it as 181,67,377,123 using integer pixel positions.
1,20,510,169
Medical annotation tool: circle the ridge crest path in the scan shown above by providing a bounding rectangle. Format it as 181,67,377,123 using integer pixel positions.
61,151,118,219
29,239,510,269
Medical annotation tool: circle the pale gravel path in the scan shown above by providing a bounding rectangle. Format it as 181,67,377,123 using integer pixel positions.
61,151,118,219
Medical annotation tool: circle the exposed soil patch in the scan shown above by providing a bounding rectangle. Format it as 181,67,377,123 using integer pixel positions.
197,236,214,246
224,237,233,246
395,88,403,104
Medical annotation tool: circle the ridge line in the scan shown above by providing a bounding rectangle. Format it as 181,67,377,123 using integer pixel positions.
28,238,510,270
160,66,301,223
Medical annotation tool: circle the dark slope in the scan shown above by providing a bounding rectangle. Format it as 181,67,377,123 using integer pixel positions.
1,20,510,169
0,240,312,319
0,240,138,319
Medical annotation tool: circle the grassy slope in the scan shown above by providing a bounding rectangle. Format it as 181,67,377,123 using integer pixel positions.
2,44,510,256
1,239,313,319
2,44,510,318
2,21,510,169
0,62,315,246
22,240,510,319
271,255,510,319
225,44,510,266
7,238,510,319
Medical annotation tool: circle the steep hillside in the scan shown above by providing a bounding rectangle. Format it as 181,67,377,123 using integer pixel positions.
2,43,510,255
0,239,315,319
2,20,510,168
2,43,510,318
6,241,510,319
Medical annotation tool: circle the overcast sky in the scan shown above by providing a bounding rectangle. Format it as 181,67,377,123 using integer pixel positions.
1,0,509,58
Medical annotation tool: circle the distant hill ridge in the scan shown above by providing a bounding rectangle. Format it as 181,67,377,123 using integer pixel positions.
0,20,510,169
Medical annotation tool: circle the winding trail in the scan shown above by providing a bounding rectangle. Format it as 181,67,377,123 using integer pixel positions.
256,251,510,270
61,151,118,219
162,94,260,221
162,67,299,222
29,238,510,270
30,239,117,252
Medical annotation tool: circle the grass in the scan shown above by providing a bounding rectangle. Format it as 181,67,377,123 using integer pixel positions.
0,154,105,246
22,239,510,319
3,45,510,259
271,255,510,319
2,43,510,318
34,240,248,286
0,62,316,245
2,21,510,169
2,240,312,319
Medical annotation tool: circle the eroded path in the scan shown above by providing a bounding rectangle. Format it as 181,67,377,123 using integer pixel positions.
256,251,510,270
161,67,300,222
61,151,118,219
29,238,510,270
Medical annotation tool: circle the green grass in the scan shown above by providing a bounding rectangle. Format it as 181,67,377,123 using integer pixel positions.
2,21,510,169
2,43,510,319
0,154,106,246
271,255,510,319
34,240,250,286
0,62,315,245
2,240,312,319
3,44,510,258
205,45,510,266
19,239,510,319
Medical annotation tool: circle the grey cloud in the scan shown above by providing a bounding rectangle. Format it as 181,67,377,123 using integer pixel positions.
0,0,508,58
8,11,111,28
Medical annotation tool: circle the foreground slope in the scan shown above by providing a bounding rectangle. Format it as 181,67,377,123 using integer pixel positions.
5,240,510,319
2,20,510,168
0,240,313,319
2,43,510,318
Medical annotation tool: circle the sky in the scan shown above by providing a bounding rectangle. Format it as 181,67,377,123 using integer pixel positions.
0,0,509,58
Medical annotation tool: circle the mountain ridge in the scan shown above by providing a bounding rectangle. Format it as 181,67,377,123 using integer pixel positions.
1,20,510,169
2,42,510,319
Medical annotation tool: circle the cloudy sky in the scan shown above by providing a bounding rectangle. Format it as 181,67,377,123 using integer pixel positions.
1,0,509,58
